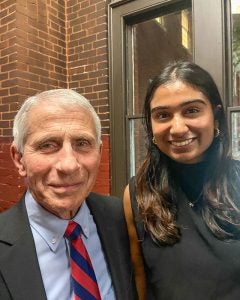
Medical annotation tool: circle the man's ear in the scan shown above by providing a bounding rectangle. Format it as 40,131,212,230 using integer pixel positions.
10,145,27,177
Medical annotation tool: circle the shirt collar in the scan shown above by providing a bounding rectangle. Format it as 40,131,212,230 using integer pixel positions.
72,200,90,239
25,191,91,252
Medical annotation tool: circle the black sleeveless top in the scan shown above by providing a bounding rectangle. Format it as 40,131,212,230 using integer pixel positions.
129,160,240,300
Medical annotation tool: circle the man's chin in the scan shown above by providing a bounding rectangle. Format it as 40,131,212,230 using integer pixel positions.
35,196,82,219
47,204,80,219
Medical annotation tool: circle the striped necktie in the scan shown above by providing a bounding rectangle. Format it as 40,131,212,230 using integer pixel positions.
65,221,101,300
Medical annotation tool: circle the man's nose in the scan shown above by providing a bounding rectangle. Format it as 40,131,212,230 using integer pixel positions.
55,145,80,174
170,115,189,136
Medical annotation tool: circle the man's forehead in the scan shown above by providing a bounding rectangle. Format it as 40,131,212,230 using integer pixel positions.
28,101,90,116
31,130,95,140
26,101,93,125
24,105,97,140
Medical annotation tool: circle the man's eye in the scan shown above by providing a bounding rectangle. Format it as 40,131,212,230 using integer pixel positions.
38,143,57,152
75,140,92,149
78,140,89,146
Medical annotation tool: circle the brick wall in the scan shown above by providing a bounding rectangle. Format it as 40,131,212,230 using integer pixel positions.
66,0,110,194
0,0,110,212
15,0,68,100
67,0,109,134
0,1,18,137
0,137,25,211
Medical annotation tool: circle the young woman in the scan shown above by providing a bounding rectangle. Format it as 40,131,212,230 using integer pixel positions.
124,61,240,299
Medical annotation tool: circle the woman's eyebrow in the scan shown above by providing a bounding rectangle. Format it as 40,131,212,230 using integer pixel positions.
151,99,207,113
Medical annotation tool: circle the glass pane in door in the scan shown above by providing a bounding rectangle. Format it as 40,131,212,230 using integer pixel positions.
232,0,240,106
129,6,193,176
230,110,240,159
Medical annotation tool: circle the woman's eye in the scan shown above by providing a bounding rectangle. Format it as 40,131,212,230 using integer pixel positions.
185,107,200,114
154,111,169,120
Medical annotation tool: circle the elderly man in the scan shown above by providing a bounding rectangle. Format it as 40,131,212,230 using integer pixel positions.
0,89,137,300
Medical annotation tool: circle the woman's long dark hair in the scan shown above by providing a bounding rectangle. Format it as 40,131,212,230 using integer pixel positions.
136,61,240,244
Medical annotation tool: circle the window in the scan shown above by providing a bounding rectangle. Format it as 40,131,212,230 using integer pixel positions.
229,0,240,159
128,5,192,177
109,0,226,196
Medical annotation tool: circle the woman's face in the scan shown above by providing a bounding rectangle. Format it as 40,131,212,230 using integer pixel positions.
150,81,216,164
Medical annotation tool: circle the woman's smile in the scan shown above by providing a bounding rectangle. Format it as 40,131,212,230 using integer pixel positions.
151,81,215,164
169,137,196,147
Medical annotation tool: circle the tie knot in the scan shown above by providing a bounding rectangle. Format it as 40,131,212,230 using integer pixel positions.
65,220,82,241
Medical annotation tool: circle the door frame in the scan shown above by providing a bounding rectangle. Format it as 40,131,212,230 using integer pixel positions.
108,0,227,197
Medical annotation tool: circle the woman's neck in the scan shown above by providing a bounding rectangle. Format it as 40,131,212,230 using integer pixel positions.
169,160,209,207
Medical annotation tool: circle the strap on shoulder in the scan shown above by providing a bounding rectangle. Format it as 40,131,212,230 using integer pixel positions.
123,184,147,300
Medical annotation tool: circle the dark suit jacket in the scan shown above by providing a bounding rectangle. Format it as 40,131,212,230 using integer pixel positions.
0,193,137,300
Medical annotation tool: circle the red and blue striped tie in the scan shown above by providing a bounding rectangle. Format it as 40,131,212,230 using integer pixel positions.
65,221,101,300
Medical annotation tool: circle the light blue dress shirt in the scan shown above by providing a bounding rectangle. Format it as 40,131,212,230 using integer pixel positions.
25,191,116,300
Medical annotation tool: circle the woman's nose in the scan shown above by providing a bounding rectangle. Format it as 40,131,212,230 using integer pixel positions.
169,115,189,136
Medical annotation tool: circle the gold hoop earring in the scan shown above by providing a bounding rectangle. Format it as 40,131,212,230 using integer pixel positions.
214,127,220,138
152,136,157,144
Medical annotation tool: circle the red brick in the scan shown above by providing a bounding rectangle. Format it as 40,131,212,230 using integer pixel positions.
0,72,8,81
0,104,10,112
3,128,12,136
2,111,17,120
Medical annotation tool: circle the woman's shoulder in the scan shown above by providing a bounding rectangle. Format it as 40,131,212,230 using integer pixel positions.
227,159,240,185
230,158,240,165
128,176,136,190
229,159,240,172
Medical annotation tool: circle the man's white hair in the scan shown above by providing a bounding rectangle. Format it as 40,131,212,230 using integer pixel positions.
13,89,102,152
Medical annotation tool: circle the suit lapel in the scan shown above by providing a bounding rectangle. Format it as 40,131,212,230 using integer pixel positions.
86,194,117,269
86,193,136,300
0,199,47,300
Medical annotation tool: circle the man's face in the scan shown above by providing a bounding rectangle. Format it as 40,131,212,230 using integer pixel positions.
11,103,102,219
